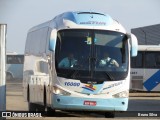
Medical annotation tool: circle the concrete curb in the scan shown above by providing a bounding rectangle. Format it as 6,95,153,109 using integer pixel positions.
6,91,160,97
129,93,160,97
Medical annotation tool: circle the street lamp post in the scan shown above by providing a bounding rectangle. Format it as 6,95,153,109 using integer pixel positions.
0,24,7,112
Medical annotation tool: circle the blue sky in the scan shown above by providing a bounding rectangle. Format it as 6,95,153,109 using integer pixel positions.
0,0,160,53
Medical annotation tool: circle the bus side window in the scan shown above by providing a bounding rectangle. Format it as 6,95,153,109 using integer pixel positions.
145,53,156,68
156,55,160,67
131,52,143,68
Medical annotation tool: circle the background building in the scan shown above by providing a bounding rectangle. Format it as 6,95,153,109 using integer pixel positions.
131,24,160,45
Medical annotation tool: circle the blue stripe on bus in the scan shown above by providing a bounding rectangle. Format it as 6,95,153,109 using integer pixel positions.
143,70,160,91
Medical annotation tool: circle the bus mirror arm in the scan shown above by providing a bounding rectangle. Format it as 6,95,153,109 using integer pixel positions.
49,29,57,51
129,33,138,57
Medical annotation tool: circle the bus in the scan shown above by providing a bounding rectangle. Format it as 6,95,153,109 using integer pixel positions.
23,11,138,117
6,53,24,80
131,45,160,92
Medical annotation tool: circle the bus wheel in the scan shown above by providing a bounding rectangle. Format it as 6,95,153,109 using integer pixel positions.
104,111,115,118
46,107,55,116
28,102,45,114
6,72,13,81
28,102,37,111
37,104,45,112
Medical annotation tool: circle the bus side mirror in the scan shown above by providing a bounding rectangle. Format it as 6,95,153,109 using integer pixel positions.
130,33,138,57
49,29,57,51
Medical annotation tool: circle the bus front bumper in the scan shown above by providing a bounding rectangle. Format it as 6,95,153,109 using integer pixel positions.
51,94,128,111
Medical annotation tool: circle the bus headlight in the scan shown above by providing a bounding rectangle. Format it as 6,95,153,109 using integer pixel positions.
53,86,71,96
113,90,129,98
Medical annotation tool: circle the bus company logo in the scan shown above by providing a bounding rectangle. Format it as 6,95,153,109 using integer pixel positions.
103,81,123,90
64,82,80,86
82,84,97,91
80,21,106,25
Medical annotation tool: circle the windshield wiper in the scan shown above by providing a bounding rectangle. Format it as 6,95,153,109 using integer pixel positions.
103,72,114,81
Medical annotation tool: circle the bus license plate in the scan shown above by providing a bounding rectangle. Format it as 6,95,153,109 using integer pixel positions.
84,101,97,106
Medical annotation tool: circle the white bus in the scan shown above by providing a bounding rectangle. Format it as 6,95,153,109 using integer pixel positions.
23,11,138,117
6,52,24,80
131,45,160,91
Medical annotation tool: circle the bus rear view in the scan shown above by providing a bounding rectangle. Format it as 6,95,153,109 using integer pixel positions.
23,11,138,117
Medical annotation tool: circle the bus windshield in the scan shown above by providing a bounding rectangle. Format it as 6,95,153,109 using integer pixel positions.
55,29,129,82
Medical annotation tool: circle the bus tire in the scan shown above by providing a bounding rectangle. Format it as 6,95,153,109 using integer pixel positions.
46,107,55,116
28,102,44,112
37,104,45,112
104,111,115,118
28,102,37,111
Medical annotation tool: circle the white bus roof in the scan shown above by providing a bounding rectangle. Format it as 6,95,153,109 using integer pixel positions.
138,45,160,51
28,11,126,33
